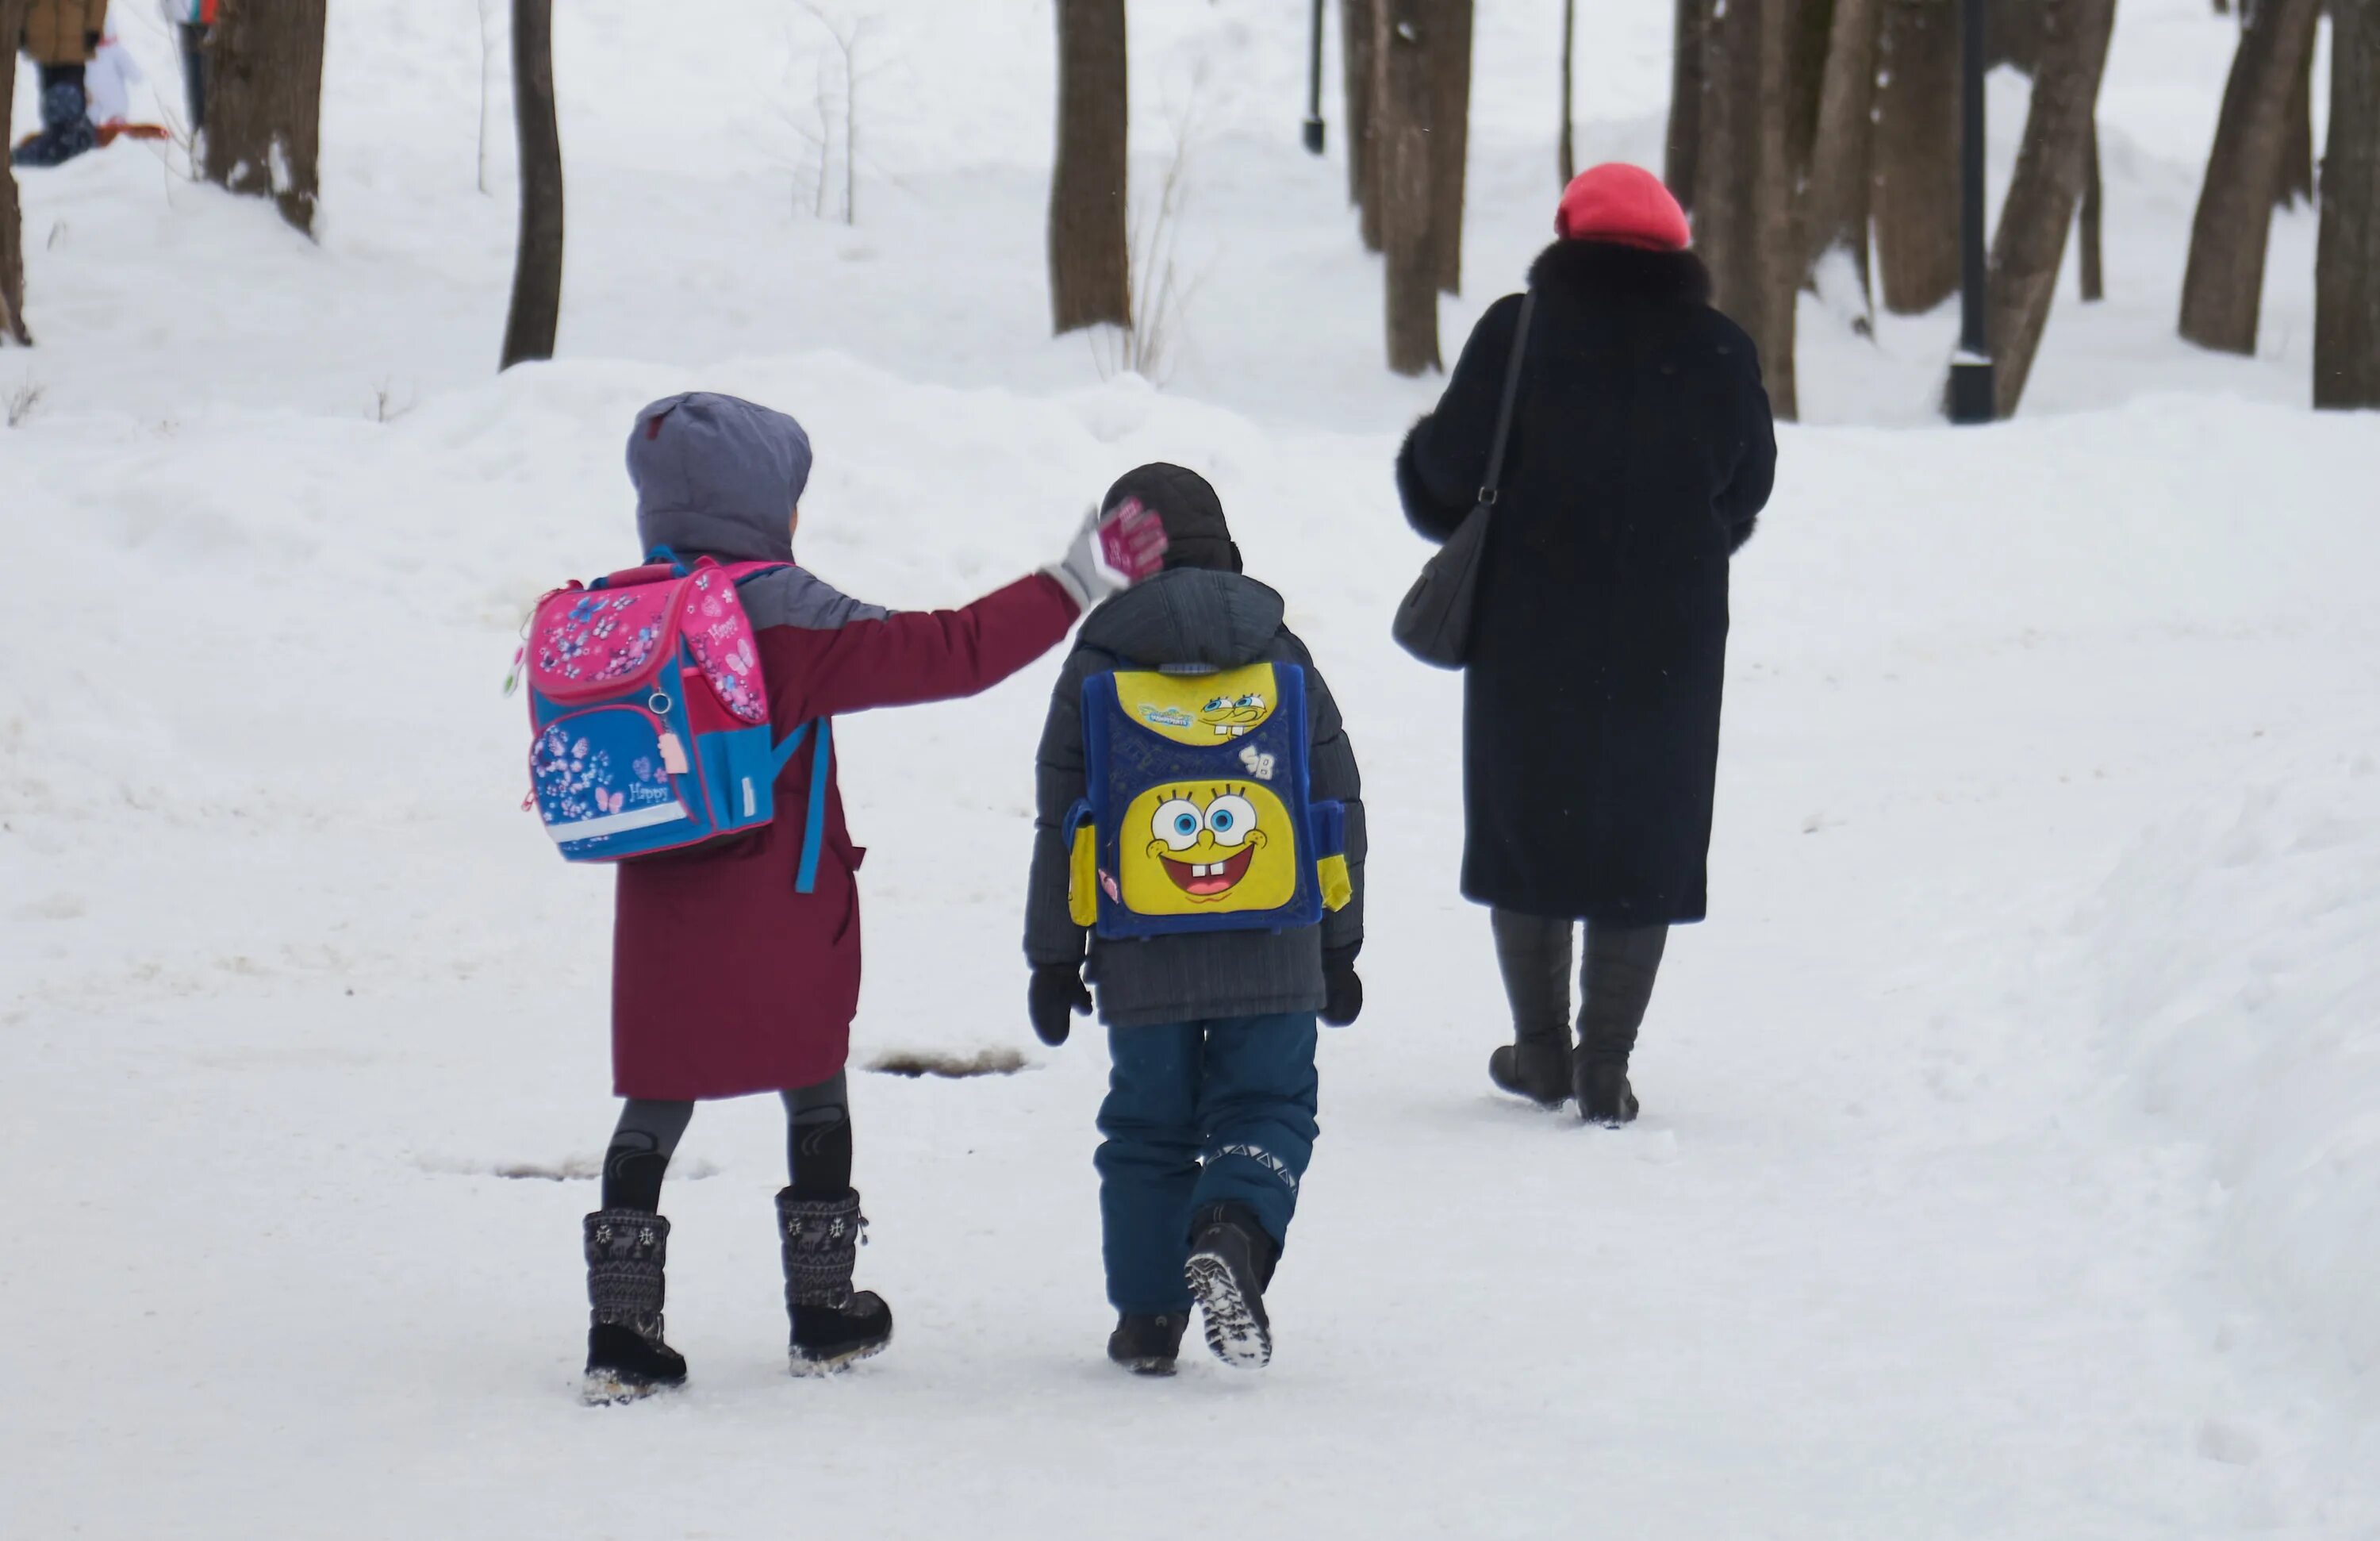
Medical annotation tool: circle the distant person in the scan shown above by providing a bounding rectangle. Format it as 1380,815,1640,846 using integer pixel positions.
1395,163,1775,1126
13,0,108,167
175,2,216,134
544,394,1167,1404
1024,464,1366,1375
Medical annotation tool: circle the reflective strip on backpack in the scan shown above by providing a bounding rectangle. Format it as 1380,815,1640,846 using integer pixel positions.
542,801,689,844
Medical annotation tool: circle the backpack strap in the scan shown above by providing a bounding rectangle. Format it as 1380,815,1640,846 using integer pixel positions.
769,719,836,894
1478,290,1537,508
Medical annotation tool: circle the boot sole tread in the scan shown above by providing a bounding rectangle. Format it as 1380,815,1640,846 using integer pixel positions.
1186,1253,1272,1370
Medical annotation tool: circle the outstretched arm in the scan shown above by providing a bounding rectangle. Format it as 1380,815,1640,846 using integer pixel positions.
756,573,1080,724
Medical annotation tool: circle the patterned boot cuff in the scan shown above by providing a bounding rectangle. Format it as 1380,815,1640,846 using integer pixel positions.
776,1189,866,1310
585,1209,670,1341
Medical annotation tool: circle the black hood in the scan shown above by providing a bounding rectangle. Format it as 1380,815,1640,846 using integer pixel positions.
1526,240,1713,307
1078,567,1286,669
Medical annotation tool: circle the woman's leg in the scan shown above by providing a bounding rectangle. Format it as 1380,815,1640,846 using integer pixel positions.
1491,909,1576,1046
776,1072,891,1370
1488,909,1577,1103
601,1097,697,1213
1576,924,1670,1065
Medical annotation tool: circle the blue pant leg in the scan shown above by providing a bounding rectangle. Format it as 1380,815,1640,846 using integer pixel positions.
1191,1012,1320,1248
1095,1023,1203,1314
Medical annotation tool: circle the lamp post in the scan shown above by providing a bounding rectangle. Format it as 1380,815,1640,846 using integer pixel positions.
1303,0,1328,154
1947,0,1995,423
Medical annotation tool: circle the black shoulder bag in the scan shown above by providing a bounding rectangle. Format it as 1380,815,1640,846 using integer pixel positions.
1392,290,1536,669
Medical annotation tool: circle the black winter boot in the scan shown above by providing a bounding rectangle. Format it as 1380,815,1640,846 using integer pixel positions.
1489,1040,1572,1107
582,1210,688,1405
777,1188,893,1375
12,71,98,169
1185,1202,1280,1370
1575,1057,1641,1127
1107,1311,1191,1377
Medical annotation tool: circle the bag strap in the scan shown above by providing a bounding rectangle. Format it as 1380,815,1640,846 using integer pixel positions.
769,719,836,894
1477,290,1537,508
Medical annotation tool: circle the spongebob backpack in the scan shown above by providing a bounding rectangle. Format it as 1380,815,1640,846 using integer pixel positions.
1065,661,1352,939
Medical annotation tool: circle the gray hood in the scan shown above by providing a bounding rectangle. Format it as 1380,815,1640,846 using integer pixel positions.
625,392,812,563
1077,567,1288,669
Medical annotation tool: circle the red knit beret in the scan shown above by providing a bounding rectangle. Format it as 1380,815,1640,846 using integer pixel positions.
1554,163,1691,252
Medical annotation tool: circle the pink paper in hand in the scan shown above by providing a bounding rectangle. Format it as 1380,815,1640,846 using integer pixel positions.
1096,497,1172,585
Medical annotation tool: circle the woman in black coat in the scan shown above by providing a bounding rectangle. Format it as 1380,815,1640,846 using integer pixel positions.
1395,163,1776,1124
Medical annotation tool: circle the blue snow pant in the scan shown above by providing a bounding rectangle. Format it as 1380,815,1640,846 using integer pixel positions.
1096,1013,1320,1315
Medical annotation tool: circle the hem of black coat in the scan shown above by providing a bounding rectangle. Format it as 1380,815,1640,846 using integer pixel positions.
1461,890,1708,928
1095,990,1329,1031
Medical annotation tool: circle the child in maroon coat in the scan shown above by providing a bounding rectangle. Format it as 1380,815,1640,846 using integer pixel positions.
582,393,1165,1403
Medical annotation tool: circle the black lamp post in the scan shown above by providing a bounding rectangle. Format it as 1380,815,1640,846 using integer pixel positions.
1304,0,1328,154
1947,0,1995,423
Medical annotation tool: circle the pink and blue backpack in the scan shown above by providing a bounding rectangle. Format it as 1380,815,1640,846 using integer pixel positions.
520,549,832,884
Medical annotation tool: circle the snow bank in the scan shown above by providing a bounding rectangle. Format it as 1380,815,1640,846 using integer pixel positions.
2079,751,2380,1385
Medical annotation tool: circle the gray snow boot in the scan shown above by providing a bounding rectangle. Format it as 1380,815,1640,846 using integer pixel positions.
582,1209,688,1405
12,74,98,169
777,1188,893,1374
1489,1038,1572,1108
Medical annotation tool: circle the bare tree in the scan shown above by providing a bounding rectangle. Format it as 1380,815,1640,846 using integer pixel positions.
1872,0,1960,314
202,0,328,236
1666,0,1707,209
0,0,30,347
1342,0,1382,248
1050,0,1130,334
500,0,565,369
2317,0,2380,407
1560,0,1578,184
1429,0,1474,294
1801,0,1884,289
1376,0,1440,373
1699,0,1802,417
2281,40,2317,205
2179,0,2324,353
1973,0,2121,417
2079,117,2106,301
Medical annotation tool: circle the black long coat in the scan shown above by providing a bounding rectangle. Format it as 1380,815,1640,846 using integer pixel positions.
1396,240,1776,924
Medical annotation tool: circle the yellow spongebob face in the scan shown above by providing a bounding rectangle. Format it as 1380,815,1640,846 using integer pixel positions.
1118,781,1301,914
1197,690,1270,738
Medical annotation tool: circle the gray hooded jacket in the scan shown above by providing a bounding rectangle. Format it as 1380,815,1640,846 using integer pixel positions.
625,390,887,631
1024,568,1366,1028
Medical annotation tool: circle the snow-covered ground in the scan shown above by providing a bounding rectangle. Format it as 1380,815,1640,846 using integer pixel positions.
6,2,2378,1536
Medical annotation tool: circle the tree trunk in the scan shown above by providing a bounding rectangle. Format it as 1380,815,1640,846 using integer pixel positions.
1977,0,2121,417
2079,116,2106,301
1377,0,1440,374
2280,35,2317,206
1802,0,1884,286
1667,0,1707,210
0,0,30,347
201,0,328,237
1343,0,1381,249
1872,0,1960,314
1560,0,1578,184
1430,0,1474,294
2317,0,2380,407
1699,0,1801,417
1049,0,1130,335
2178,0,2324,354
500,0,564,369
1789,0,1836,178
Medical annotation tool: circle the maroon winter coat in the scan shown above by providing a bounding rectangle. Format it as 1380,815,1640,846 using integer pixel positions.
610,570,1079,1099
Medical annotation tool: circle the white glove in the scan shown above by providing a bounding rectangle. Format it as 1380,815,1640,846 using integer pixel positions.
1045,497,1171,611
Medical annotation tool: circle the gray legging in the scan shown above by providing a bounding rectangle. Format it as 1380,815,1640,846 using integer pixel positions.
1490,911,1669,1065
601,1074,851,1214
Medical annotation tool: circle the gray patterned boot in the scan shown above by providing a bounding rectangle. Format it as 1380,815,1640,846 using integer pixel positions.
11,75,98,169
777,1188,893,1375
582,1210,687,1405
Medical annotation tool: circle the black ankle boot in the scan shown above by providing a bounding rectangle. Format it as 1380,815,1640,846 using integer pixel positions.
1575,1057,1641,1127
777,1188,893,1375
12,71,98,169
1489,1039,1572,1107
1107,1311,1191,1376
1185,1202,1280,1370
582,1210,688,1405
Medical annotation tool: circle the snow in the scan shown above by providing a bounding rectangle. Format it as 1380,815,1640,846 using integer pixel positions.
6,1,2379,1536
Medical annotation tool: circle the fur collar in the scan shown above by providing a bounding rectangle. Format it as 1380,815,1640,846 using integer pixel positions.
1525,240,1712,307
